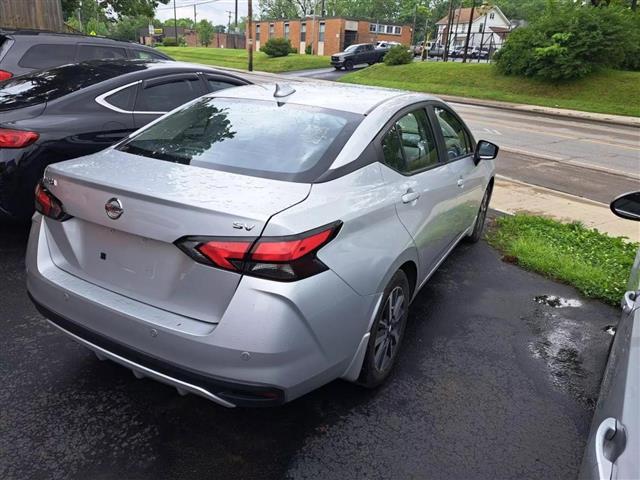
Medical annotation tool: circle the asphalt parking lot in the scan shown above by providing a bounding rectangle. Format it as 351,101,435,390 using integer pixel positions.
1,216,617,480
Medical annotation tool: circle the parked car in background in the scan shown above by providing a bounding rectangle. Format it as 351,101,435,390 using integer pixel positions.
0,29,172,80
27,82,498,407
469,47,490,60
580,191,640,480
330,43,383,70
428,43,446,57
0,59,250,221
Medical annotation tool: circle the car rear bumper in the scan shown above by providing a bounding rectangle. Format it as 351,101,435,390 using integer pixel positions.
26,215,380,406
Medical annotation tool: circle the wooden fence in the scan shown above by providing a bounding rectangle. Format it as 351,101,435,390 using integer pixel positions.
0,0,65,32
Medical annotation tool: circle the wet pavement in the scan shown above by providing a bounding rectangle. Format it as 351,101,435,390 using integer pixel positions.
0,218,618,480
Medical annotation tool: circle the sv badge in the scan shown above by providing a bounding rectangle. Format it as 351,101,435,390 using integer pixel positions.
232,221,255,231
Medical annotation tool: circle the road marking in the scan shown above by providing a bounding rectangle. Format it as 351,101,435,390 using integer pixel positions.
495,174,609,206
483,127,502,135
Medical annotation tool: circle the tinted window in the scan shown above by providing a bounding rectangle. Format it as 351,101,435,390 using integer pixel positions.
0,62,143,111
434,107,473,160
131,49,166,60
382,109,439,174
206,79,237,92
104,85,137,111
118,98,360,182
77,44,127,61
19,44,76,69
135,77,203,112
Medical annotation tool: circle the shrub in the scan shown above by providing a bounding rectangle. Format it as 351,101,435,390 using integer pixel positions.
496,4,639,81
162,37,178,46
305,44,312,55
383,44,413,66
261,37,292,57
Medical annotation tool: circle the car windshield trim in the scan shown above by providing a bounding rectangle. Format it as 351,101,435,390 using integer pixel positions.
117,97,363,183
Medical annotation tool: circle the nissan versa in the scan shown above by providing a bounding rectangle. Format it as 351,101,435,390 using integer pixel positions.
26,83,498,407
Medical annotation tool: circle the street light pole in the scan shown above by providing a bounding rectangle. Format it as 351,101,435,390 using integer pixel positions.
173,0,178,42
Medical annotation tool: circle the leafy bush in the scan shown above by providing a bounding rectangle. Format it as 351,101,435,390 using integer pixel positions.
162,37,178,46
496,4,639,81
261,37,292,57
305,44,312,55
383,44,412,66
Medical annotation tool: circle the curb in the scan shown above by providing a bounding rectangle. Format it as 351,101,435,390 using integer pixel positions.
438,94,640,128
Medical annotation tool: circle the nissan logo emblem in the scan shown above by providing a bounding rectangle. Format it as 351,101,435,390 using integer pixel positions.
105,197,124,220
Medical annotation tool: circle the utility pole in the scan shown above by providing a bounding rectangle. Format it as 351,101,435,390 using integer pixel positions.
632,0,637,11
477,6,488,63
227,11,232,33
78,0,83,33
193,5,198,46
234,0,238,31
247,0,253,71
173,0,178,41
462,0,475,63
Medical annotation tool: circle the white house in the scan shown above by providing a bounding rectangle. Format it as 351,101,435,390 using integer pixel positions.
435,5,511,51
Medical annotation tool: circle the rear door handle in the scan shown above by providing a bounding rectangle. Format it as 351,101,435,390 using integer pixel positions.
402,191,420,203
596,417,627,480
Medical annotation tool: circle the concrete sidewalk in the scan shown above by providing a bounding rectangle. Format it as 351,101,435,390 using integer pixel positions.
492,176,640,242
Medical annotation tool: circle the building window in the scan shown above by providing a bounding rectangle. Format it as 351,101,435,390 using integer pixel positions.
255,24,260,41
369,23,377,33
385,25,393,34
478,23,484,33
319,22,325,42
369,23,401,35
284,23,289,39
269,23,274,38
300,23,306,42
489,12,495,19
394,26,401,35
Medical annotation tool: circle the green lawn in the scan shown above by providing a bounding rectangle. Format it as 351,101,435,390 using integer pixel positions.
487,214,639,305
157,46,330,73
340,62,640,117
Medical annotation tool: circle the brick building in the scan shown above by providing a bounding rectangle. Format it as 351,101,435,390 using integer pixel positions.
251,17,412,56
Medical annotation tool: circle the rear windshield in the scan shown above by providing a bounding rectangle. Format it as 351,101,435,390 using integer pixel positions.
0,62,145,111
118,97,362,182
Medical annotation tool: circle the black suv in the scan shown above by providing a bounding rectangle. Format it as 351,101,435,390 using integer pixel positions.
330,43,384,70
0,29,172,80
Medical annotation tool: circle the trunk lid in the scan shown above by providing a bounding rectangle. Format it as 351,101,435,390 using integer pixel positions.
42,150,311,323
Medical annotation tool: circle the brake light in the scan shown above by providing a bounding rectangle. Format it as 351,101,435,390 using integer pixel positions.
0,128,39,148
176,221,342,281
34,181,71,221
0,70,12,81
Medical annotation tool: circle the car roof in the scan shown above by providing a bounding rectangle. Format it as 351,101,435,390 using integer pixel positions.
0,28,137,45
211,82,437,115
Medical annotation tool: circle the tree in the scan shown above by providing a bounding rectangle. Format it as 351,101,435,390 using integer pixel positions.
197,20,215,47
63,0,170,19
213,24,226,33
110,15,151,41
164,18,194,29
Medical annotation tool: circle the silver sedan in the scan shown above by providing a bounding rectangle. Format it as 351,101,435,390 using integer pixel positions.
26,82,497,407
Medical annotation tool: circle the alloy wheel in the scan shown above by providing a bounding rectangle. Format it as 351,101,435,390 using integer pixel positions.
374,286,406,373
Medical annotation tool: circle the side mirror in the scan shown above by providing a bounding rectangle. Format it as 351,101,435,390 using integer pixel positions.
475,140,499,161
610,191,640,221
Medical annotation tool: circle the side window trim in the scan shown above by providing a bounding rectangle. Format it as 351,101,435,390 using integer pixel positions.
428,103,475,164
95,80,141,114
378,104,445,177
201,73,249,92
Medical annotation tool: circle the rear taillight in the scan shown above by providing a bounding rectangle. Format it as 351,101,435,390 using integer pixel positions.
0,70,12,81
0,128,39,148
176,221,342,282
35,181,71,221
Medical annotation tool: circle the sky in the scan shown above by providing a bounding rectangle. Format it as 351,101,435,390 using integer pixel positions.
155,0,249,29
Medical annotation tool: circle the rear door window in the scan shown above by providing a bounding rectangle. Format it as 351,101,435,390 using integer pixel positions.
135,75,205,112
382,109,439,174
131,49,167,60
18,44,76,69
77,44,127,61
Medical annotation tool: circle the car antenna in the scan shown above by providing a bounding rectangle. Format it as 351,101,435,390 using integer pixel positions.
274,83,296,98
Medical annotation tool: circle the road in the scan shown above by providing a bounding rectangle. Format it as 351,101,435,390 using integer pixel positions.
287,67,640,203
0,219,616,480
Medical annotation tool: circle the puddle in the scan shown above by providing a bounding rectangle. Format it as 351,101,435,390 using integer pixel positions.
534,295,582,308
603,325,616,336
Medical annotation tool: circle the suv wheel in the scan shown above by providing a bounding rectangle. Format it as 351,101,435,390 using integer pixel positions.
344,59,354,70
358,270,410,388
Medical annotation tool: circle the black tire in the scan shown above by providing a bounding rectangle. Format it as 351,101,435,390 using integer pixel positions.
465,183,493,243
358,270,410,388
344,59,354,70
334,66,342,70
